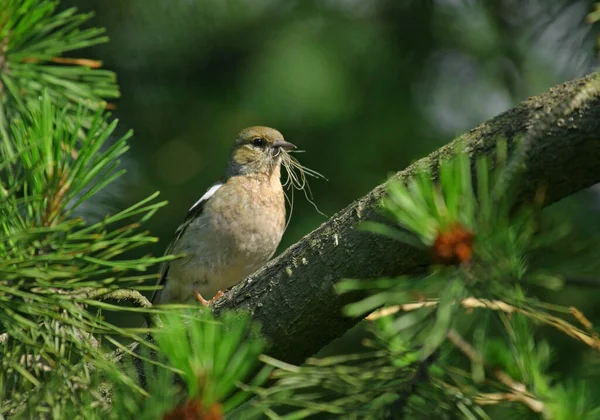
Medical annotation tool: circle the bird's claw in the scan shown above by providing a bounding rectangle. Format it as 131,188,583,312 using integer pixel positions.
194,290,225,307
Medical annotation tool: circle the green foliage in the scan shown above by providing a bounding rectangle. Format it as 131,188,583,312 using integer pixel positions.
362,148,481,247
2,308,272,419
328,148,600,418
0,3,277,418
1,1,599,419
589,3,600,52
0,93,168,415
154,309,270,415
0,2,163,416
105,309,271,420
238,146,600,418
0,91,166,320
0,0,118,137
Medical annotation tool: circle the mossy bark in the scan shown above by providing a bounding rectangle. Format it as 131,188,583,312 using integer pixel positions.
213,73,600,364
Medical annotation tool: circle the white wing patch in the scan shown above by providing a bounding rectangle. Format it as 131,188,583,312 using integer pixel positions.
190,182,223,211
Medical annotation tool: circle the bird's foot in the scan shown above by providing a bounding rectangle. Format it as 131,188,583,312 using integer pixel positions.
194,290,225,307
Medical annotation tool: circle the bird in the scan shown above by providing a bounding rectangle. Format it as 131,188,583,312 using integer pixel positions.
151,126,296,306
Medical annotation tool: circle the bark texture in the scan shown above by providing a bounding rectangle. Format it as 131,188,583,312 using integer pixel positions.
212,73,600,364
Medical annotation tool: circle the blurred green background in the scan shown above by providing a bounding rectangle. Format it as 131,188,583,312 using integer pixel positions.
62,0,600,362
62,0,598,254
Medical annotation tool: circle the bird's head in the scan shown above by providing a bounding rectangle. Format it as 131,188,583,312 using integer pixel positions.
227,126,296,176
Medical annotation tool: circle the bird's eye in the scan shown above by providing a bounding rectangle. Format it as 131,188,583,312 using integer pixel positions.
252,137,266,147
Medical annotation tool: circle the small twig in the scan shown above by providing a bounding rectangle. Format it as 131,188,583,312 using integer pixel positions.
474,392,545,411
367,298,600,350
365,302,438,320
88,288,162,328
20,57,102,68
41,171,71,227
50,57,102,68
93,288,153,308
570,306,595,334
447,329,545,414
72,287,161,328
446,329,484,366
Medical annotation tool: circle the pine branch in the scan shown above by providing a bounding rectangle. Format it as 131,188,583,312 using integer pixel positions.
0,0,118,138
366,297,600,350
211,72,600,364
446,329,546,414
0,92,171,411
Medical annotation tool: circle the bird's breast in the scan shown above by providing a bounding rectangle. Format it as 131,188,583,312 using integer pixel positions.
208,180,286,261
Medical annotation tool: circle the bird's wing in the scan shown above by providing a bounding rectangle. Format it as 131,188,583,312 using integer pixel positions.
150,181,224,304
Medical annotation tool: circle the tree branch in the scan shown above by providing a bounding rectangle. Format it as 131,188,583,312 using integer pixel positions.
366,297,600,350
213,72,600,364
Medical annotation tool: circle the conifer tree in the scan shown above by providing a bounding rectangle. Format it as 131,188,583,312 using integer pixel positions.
1,1,600,419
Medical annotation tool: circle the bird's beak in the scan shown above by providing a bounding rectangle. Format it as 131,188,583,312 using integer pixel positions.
273,139,296,151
